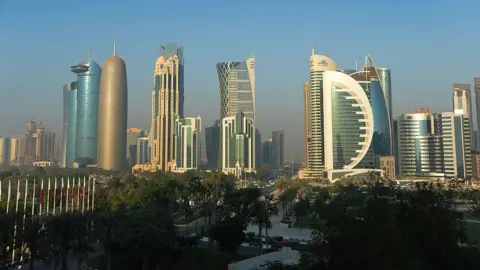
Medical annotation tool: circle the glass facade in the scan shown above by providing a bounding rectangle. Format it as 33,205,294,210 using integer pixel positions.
174,116,201,171
376,67,392,126
222,111,255,175
205,120,220,169
65,81,78,167
272,131,284,169
71,58,101,164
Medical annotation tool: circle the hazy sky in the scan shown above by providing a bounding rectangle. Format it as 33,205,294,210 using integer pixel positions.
1,0,480,159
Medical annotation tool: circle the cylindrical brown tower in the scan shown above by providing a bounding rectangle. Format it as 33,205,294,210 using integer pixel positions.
97,41,128,171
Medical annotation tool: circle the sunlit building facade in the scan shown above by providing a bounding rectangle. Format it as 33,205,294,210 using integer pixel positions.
222,111,255,178
9,136,25,165
173,116,201,172
65,81,78,168
71,53,102,164
0,137,9,165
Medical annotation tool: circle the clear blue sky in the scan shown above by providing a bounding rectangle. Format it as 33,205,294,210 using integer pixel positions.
1,0,480,158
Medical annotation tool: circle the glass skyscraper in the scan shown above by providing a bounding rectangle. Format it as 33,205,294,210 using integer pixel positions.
174,116,201,172
65,81,78,167
71,55,102,164
205,120,220,169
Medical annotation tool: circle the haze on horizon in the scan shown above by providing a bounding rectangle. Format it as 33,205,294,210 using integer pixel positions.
1,0,480,159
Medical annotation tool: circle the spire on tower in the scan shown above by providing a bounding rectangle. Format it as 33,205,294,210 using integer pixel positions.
311,40,315,55
113,40,116,56
88,48,91,58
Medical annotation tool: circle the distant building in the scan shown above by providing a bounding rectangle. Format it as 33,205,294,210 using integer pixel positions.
453,83,474,150
0,137,9,165
474,78,480,149
475,153,480,179
205,120,221,169
65,81,78,168
272,131,284,169
173,116,201,172
255,129,262,167
136,137,149,165
126,128,145,167
380,156,395,180
303,81,311,168
35,127,55,162
262,139,273,165
222,111,255,178
9,136,25,165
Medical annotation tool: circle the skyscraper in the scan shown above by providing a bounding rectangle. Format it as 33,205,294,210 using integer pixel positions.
136,137,150,165
350,55,393,167
303,82,311,168
474,78,480,149
217,57,255,121
65,81,78,168
97,41,128,171
262,139,273,165
205,120,220,169
9,136,25,165
35,127,55,162
222,111,255,178
304,50,375,180
0,137,10,165
271,131,284,169
71,51,102,164
173,116,201,172
255,129,262,167
151,43,184,172
376,66,392,127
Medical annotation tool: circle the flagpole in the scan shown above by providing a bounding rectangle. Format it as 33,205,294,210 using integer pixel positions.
39,179,43,218
82,177,86,213
21,178,28,262
6,179,11,214
71,177,75,212
92,177,95,211
60,177,64,213
53,177,57,215
47,178,51,216
77,178,80,211
0,179,2,202
87,177,91,211
66,177,70,213
12,179,20,264
31,179,36,216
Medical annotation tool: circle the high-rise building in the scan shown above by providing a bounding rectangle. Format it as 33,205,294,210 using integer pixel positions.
9,136,25,165
303,51,375,180
217,57,256,121
151,43,184,172
126,128,145,167
396,111,443,178
303,81,311,168
24,121,37,165
71,51,102,164
136,137,150,165
222,111,255,178
255,129,262,167
262,139,273,165
474,78,480,150
205,120,220,169
272,131,284,169
65,81,78,168
0,137,10,165
350,55,393,168
438,112,473,179
97,41,128,171
453,84,473,118
35,127,55,162
173,116,201,172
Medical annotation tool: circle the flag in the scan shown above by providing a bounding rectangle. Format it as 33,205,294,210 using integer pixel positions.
47,178,51,214
15,180,20,213
53,177,57,215
23,178,28,212
83,177,86,198
6,179,11,213
40,179,44,205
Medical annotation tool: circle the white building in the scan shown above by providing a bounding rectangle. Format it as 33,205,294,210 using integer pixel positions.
172,116,201,172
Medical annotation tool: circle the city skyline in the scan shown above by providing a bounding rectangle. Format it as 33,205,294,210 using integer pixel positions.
1,1,480,158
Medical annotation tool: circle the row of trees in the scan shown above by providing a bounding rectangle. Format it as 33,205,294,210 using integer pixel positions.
268,181,480,269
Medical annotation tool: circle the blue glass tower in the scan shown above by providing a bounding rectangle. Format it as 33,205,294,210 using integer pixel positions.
65,81,78,167
71,54,102,164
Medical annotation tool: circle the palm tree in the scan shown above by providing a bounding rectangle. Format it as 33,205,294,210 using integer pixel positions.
250,197,277,254
187,177,203,234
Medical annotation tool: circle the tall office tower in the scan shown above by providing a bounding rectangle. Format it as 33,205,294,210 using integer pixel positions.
376,66,392,127
392,119,399,176
0,137,10,165
136,137,150,165
396,112,444,178
438,112,473,179
97,41,128,171
303,82,311,168
35,127,55,162
9,136,25,165
475,78,480,149
24,121,37,165
453,84,474,149
151,43,184,172
205,120,221,169
222,111,255,178
255,129,262,167
60,84,69,167
271,131,284,169
71,51,102,164
305,51,376,180
65,81,78,168
173,116,201,172
126,128,145,167
350,55,393,167
217,57,255,121
262,139,273,165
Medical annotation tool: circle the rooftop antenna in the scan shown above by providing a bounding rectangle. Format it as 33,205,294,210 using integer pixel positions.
88,48,91,58
113,40,116,56
311,40,315,55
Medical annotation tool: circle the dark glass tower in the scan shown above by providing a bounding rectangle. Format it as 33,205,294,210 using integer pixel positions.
71,53,102,164
205,120,220,169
